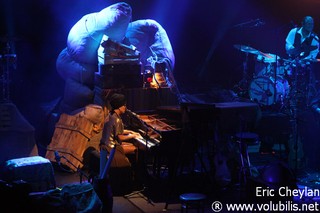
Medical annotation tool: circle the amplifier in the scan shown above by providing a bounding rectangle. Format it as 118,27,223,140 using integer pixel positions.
96,64,143,89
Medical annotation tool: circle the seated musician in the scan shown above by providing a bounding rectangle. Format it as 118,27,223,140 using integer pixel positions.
285,16,319,60
99,93,142,172
285,16,319,89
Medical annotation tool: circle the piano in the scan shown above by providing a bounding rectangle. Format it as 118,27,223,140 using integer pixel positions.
122,107,182,177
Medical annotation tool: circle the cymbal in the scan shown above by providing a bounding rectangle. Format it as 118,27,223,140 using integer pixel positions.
234,44,259,54
259,52,273,59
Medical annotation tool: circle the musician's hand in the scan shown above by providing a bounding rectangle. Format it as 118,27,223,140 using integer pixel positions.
125,129,136,134
132,132,142,139
125,130,141,138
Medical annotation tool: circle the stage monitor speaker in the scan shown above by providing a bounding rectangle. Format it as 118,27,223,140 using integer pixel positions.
0,156,56,192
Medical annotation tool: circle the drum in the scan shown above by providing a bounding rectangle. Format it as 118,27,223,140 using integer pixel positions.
255,53,283,77
255,62,285,77
249,76,289,106
256,53,279,64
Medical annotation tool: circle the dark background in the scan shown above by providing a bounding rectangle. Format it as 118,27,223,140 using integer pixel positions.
1,0,320,126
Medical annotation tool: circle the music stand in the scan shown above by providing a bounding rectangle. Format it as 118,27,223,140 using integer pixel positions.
53,150,89,183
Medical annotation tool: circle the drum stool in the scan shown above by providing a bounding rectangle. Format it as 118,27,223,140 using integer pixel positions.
179,193,207,213
235,132,259,185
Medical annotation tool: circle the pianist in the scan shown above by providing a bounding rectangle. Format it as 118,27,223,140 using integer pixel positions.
99,93,142,173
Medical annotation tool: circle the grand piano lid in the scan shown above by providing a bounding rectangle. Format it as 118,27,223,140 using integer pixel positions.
138,114,179,131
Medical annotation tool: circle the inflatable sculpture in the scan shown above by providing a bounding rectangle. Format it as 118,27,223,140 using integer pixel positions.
56,2,176,113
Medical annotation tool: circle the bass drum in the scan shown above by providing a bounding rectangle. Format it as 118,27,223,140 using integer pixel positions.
249,76,289,106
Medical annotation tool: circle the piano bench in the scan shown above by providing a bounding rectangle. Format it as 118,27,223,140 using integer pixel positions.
180,192,207,213
235,132,259,185
122,143,139,166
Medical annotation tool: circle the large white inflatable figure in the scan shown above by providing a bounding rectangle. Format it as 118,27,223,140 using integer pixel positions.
125,19,176,89
56,2,176,113
56,2,132,113
125,19,175,72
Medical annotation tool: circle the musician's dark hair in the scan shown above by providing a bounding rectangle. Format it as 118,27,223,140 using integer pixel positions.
108,93,127,110
302,16,313,25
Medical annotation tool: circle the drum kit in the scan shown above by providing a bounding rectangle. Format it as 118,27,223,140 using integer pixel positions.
234,44,318,111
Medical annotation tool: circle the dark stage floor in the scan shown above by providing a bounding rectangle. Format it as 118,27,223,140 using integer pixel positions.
51,134,320,212
2,143,320,213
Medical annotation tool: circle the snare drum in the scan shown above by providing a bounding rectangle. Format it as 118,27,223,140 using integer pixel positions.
249,75,289,106
255,63,286,77
256,53,279,64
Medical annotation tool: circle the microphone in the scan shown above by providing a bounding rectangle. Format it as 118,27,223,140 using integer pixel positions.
126,109,138,118
126,109,149,131
126,109,160,134
54,151,61,165
254,19,265,27
232,18,265,28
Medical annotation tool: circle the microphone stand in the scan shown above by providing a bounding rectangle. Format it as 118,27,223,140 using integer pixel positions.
273,55,278,106
232,18,262,29
124,125,154,205
142,121,162,136
123,109,155,203
232,20,264,97
63,155,89,183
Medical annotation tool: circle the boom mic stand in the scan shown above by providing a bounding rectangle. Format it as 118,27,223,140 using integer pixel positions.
290,103,300,173
240,51,250,90
287,60,307,173
232,19,265,97
273,56,278,106
123,109,154,204
123,130,155,206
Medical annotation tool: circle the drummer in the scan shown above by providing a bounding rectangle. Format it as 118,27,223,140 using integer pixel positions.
285,16,319,76
285,15,319,107
285,16,319,60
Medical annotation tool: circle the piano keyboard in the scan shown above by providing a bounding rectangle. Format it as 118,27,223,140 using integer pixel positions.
134,137,160,149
